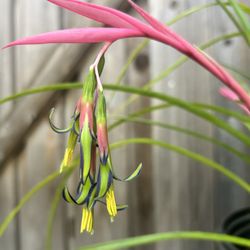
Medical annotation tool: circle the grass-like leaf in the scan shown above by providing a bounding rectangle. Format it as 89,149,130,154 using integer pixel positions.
0,171,60,236
1,83,250,146
112,116,250,164
105,84,250,146
111,138,250,193
114,32,240,113
217,0,250,45
78,231,250,250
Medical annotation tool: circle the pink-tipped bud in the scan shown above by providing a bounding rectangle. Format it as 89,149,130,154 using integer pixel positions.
96,91,109,165
220,87,250,115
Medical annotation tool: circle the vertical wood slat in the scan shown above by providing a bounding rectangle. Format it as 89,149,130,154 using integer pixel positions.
0,1,19,249
149,0,216,249
14,1,63,249
0,0,250,249
126,37,154,244
210,5,250,239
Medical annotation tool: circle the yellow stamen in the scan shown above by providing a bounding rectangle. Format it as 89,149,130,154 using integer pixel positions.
106,185,117,221
60,148,73,173
81,208,94,234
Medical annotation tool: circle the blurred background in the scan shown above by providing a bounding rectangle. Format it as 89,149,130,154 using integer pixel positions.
0,0,249,249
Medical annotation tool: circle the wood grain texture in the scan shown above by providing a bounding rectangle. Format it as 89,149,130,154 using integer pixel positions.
0,0,249,249
210,5,250,250
149,0,216,249
0,0,128,172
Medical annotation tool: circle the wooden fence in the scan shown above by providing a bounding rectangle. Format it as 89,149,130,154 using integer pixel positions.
0,0,249,249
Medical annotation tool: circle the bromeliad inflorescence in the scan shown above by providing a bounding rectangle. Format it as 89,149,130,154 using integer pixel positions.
49,56,142,234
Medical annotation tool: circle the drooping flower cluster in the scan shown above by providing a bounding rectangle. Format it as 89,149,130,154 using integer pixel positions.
49,61,142,234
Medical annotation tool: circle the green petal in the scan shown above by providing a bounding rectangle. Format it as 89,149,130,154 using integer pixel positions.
113,163,142,182
98,55,105,76
96,163,113,199
87,185,97,209
82,69,97,103
76,178,93,205
80,117,93,183
96,91,107,124
62,187,77,205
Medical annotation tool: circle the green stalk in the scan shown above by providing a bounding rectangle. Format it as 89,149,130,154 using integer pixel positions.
194,102,250,122
114,117,250,164
0,171,60,236
104,84,250,147
1,83,249,145
109,103,171,130
0,162,77,237
45,170,73,250
111,138,250,193
78,231,250,250
216,0,249,44
227,0,250,43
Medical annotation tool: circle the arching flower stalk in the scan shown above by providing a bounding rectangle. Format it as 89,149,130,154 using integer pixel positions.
4,0,250,112
49,57,142,234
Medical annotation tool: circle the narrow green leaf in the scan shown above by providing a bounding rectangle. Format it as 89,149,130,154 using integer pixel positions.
0,161,78,237
216,0,250,44
239,2,250,14
114,32,240,113
194,103,250,123
45,173,70,250
227,0,250,42
111,138,250,193
117,117,250,164
78,231,250,250
109,103,171,130
1,82,249,146
104,84,250,147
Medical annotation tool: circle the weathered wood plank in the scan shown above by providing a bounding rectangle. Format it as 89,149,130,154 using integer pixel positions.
0,0,133,176
125,37,154,249
149,0,216,249
0,165,16,250
210,4,250,245
18,119,64,250
0,1,20,249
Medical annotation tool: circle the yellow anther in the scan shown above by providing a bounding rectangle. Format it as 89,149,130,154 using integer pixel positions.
106,185,117,220
81,208,94,234
60,148,74,173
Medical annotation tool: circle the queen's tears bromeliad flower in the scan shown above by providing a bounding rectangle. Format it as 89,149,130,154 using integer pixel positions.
49,62,142,233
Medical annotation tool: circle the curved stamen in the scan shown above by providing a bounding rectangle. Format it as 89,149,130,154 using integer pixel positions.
112,162,142,182
95,199,128,211
49,108,73,133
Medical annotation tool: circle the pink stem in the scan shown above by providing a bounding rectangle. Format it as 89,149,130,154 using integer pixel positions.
92,42,112,92
147,30,250,112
